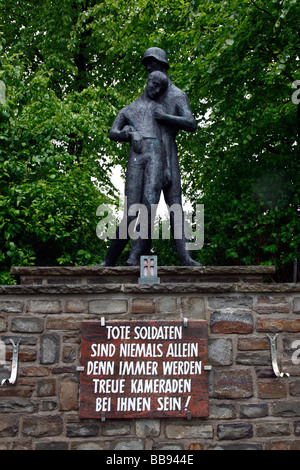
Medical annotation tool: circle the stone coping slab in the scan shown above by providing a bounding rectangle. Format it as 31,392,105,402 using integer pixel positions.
10,265,276,286
11,265,276,276
1,282,299,295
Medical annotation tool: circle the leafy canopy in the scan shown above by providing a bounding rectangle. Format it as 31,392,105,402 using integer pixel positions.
0,0,299,282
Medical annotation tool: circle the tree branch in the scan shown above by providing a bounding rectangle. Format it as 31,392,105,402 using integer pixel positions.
250,0,273,17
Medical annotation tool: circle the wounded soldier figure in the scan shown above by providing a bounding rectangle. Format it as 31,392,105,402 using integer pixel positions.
101,71,170,266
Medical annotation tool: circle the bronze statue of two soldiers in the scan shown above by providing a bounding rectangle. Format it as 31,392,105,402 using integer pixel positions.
101,47,200,267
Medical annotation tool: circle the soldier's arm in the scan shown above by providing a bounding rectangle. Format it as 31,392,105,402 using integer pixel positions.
109,109,133,142
155,94,197,132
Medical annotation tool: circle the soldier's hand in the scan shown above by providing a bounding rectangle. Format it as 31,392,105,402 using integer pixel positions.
154,106,166,121
131,131,143,154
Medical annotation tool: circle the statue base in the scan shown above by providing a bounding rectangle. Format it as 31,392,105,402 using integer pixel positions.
11,265,276,286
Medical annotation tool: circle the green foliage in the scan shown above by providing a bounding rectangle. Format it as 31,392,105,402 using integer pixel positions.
0,1,115,283
181,0,300,281
0,0,299,282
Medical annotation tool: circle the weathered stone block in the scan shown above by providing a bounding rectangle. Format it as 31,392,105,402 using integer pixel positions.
59,379,78,411
136,419,160,437
290,380,300,396
0,317,7,332
37,379,56,397
256,295,290,315
62,345,76,363
40,400,57,412
152,443,183,451
0,301,23,313
208,296,253,310
256,423,290,437
0,416,19,437
212,443,263,450
294,421,300,436
181,297,205,318
131,298,155,314
89,299,128,314
23,415,63,437
17,348,36,362
257,380,287,399
11,317,43,333
257,295,287,304
213,370,253,399
273,402,300,417
27,300,61,314
20,366,49,377
236,352,271,366
240,404,268,419
157,297,177,314
46,317,81,330
238,337,269,351
0,443,11,450
40,334,60,364
209,403,236,419
72,442,105,450
210,311,254,334
257,318,300,332
287,441,300,451
66,423,99,438
208,338,232,365
293,297,300,313
256,305,290,314
188,443,203,450
217,423,253,440
35,442,68,451
265,441,292,451
102,422,131,437
165,424,213,439
256,368,274,378
65,300,86,313
111,439,144,450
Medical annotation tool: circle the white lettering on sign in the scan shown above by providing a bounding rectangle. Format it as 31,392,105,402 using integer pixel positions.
157,396,182,411
80,321,208,418
117,397,151,412
91,343,116,357
120,343,163,357
162,360,202,375
87,361,115,375
93,378,125,394
119,361,158,375
133,325,182,340
96,397,111,411
130,378,191,394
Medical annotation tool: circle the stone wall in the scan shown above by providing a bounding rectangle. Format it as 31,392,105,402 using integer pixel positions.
0,266,300,451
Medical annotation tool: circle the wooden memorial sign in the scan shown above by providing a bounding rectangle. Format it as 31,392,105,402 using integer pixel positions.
79,320,209,419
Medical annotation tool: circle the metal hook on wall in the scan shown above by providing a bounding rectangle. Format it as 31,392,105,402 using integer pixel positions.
267,334,290,378
1,338,21,386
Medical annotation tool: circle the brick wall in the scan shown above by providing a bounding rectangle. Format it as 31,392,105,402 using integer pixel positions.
0,266,300,450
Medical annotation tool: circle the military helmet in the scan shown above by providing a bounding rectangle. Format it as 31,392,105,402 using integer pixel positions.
141,47,169,69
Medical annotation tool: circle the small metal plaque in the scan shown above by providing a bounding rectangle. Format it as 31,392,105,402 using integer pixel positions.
138,255,160,284
79,320,209,419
